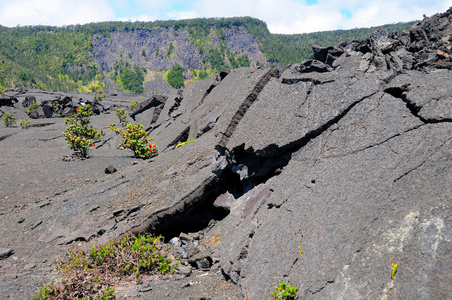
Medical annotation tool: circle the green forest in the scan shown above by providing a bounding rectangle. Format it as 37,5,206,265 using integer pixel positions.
0,17,416,92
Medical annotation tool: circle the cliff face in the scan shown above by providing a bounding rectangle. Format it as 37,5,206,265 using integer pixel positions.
0,8,451,300
92,26,266,73
92,27,266,73
90,26,267,95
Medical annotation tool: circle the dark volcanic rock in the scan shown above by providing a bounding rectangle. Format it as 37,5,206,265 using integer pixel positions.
0,248,13,260
41,101,54,118
105,165,117,174
129,95,167,120
385,70,452,122
296,59,332,73
0,8,451,300
214,8,452,299
0,96,18,107
22,96,36,108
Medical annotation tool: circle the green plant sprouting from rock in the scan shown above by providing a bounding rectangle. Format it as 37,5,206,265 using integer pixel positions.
25,100,40,116
19,119,31,129
89,83,107,102
108,108,158,159
2,112,16,127
391,262,397,280
62,105,104,158
114,108,128,126
34,234,175,300
270,282,299,300
175,139,194,149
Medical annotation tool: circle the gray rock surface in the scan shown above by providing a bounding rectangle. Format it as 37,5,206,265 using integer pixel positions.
0,7,451,300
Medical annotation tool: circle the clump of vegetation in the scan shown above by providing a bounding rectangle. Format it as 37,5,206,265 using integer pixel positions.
391,262,398,280
270,282,299,300
89,83,107,102
198,68,208,80
108,108,158,159
62,105,104,158
130,101,138,109
167,63,185,89
167,42,174,58
227,49,250,69
0,84,6,96
206,48,228,72
114,108,128,126
2,112,16,127
112,61,145,93
19,119,31,129
25,100,40,116
35,234,175,300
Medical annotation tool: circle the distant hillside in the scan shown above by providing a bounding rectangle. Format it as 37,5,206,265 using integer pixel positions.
0,17,416,94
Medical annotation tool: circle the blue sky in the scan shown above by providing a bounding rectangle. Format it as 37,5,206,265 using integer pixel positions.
0,0,451,34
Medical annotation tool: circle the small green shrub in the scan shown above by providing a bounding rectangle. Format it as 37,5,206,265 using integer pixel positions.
83,234,174,277
19,119,31,129
0,84,6,96
99,287,115,300
109,122,158,158
34,284,56,300
51,102,61,117
2,112,16,127
89,83,106,102
25,100,39,115
270,282,299,300
36,234,174,300
130,101,138,109
62,105,104,158
114,108,128,126
108,109,158,159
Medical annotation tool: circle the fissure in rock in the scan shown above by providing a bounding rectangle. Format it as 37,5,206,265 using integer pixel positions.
137,176,231,241
168,89,183,116
385,86,452,124
132,146,291,242
166,126,190,151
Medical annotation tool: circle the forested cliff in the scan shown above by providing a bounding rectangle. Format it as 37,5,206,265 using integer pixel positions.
0,17,415,94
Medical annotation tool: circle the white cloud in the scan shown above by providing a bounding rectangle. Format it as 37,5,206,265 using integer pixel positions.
167,10,199,20
161,0,452,33
0,0,115,27
0,0,451,33
116,15,154,22
337,0,452,30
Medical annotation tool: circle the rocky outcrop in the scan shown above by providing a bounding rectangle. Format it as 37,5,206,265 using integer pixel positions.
0,89,137,121
0,96,18,107
129,94,168,126
0,8,451,300
313,9,452,73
